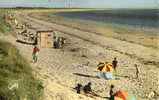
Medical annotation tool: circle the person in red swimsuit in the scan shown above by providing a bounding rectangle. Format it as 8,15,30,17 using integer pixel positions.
32,45,40,63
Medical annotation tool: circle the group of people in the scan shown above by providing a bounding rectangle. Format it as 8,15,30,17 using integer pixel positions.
53,36,66,49
74,82,100,98
4,14,19,27
31,35,66,63
74,82,92,94
74,82,117,100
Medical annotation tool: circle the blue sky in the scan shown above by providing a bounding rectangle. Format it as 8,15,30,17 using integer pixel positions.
0,0,158,8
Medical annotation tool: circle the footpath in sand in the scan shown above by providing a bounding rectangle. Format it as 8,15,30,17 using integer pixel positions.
1,11,159,100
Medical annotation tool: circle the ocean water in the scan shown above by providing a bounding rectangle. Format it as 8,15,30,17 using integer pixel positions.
55,9,159,30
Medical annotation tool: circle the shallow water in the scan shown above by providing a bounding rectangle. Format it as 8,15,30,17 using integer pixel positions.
55,9,159,30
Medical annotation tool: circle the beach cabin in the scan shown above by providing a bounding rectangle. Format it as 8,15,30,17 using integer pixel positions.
36,30,55,48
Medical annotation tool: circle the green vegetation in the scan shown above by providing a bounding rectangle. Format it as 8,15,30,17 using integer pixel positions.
0,9,43,100
0,9,13,34
0,41,43,100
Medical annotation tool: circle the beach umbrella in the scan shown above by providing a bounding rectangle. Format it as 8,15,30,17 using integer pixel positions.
14,19,18,25
114,90,137,100
97,62,113,72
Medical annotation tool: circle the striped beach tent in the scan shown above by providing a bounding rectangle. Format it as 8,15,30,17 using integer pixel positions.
97,61,114,79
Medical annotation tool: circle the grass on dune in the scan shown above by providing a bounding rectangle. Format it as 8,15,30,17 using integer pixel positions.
0,9,43,100
0,41,43,100
0,10,13,34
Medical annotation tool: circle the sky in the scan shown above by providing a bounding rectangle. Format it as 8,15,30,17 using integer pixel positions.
0,0,158,8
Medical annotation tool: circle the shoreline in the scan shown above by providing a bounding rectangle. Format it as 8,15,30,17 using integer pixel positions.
29,10,159,49
54,13,159,37
54,9,159,32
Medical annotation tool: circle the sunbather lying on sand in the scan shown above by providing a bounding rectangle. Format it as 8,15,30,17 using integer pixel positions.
74,82,102,98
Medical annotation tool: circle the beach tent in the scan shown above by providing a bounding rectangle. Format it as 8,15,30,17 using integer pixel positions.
114,90,137,100
97,62,114,79
36,30,55,48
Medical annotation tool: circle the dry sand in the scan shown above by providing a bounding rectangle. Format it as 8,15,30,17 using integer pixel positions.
1,9,159,100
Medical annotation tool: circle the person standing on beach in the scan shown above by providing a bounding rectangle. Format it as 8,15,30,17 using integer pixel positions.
109,85,115,100
53,36,57,48
32,45,40,63
134,64,139,79
61,37,65,48
58,37,63,48
112,57,118,73
53,36,59,49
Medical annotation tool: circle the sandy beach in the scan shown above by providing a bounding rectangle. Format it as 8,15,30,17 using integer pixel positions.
1,9,159,100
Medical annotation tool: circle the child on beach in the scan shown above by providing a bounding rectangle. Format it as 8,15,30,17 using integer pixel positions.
134,64,139,79
32,45,40,63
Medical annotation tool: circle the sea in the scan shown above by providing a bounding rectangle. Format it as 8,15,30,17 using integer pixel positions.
54,9,159,30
